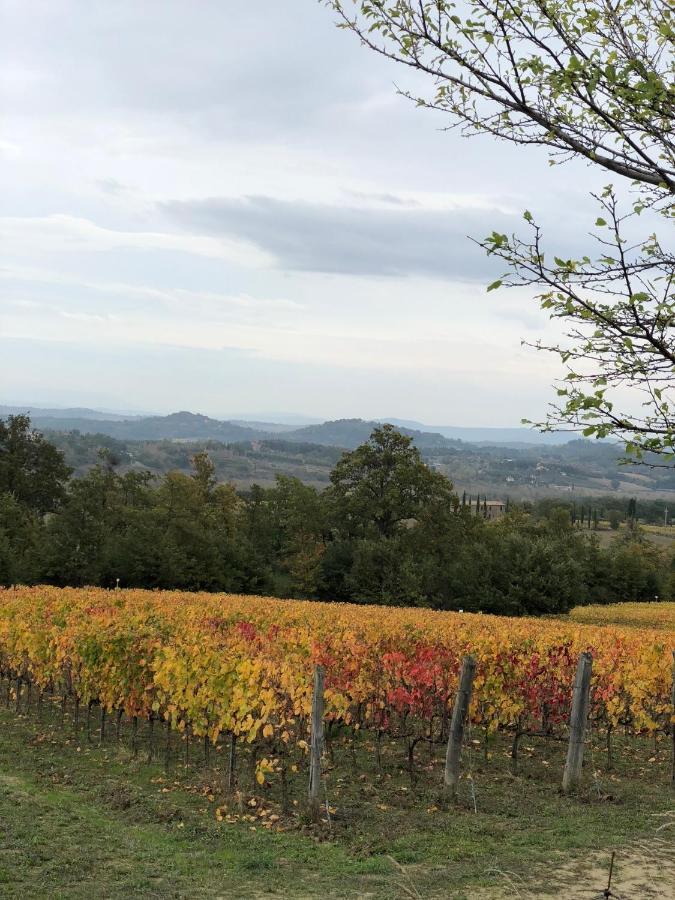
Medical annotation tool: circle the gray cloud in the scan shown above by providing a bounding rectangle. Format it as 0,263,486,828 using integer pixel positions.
162,195,511,280
345,191,422,207
1,1,384,140
96,178,131,196
0,1,600,421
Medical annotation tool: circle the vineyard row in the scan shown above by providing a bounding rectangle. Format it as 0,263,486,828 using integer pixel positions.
1,587,673,800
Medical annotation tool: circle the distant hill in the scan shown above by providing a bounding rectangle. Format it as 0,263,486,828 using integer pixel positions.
380,419,574,446
23,411,265,442
228,420,299,433
24,411,675,497
285,418,458,450
20,410,462,450
219,412,323,427
0,405,141,422
4,404,576,448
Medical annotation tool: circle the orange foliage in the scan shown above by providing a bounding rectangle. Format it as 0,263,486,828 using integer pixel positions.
570,601,675,631
0,587,672,774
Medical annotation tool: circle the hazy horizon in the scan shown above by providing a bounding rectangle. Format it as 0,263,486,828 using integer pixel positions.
2,397,544,431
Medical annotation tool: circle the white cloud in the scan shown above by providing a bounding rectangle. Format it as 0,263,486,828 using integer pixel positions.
0,139,22,159
0,264,304,312
0,215,272,268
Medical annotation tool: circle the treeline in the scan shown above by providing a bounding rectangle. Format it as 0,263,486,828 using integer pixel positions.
522,495,673,529
46,428,344,481
0,416,671,615
40,425,675,503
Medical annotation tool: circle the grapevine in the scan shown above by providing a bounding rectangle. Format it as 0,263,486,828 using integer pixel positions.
0,587,672,795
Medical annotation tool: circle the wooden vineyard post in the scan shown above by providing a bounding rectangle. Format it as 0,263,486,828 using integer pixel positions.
308,664,325,823
164,718,171,771
444,655,476,797
147,715,155,763
227,733,237,793
562,651,593,793
131,715,138,758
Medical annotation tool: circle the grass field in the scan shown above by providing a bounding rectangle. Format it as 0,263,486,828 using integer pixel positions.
591,520,675,550
1,697,674,898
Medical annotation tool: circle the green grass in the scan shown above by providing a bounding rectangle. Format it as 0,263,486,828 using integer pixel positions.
0,702,673,898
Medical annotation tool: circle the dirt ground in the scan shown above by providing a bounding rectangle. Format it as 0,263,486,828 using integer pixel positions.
473,818,675,898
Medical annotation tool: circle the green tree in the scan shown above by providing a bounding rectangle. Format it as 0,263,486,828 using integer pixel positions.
40,464,121,586
264,476,327,597
447,517,586,616
153,466,242,591
627,497,637,521
0,415,72,515
238,484,278,594
546,506,572,536
345,537,427,606
328,425,455,539
608,541,666,601
583,535,615,605
40,457,244,592
326,425,461,604
0,493,42,586
191,450,216,497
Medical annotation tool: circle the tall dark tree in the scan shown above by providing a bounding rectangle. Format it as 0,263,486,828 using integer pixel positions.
0,415,72,514
329,424,455,539
264,476,327,597
326,425,462,604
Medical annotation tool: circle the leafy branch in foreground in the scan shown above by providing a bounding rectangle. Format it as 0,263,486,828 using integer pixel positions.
329,0,675,202
481,188,675,460
328,1,674,460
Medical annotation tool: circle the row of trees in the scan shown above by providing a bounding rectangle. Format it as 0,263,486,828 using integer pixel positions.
0,416,669,614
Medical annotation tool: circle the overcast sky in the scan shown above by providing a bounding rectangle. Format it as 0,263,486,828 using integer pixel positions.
1,0,604,425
